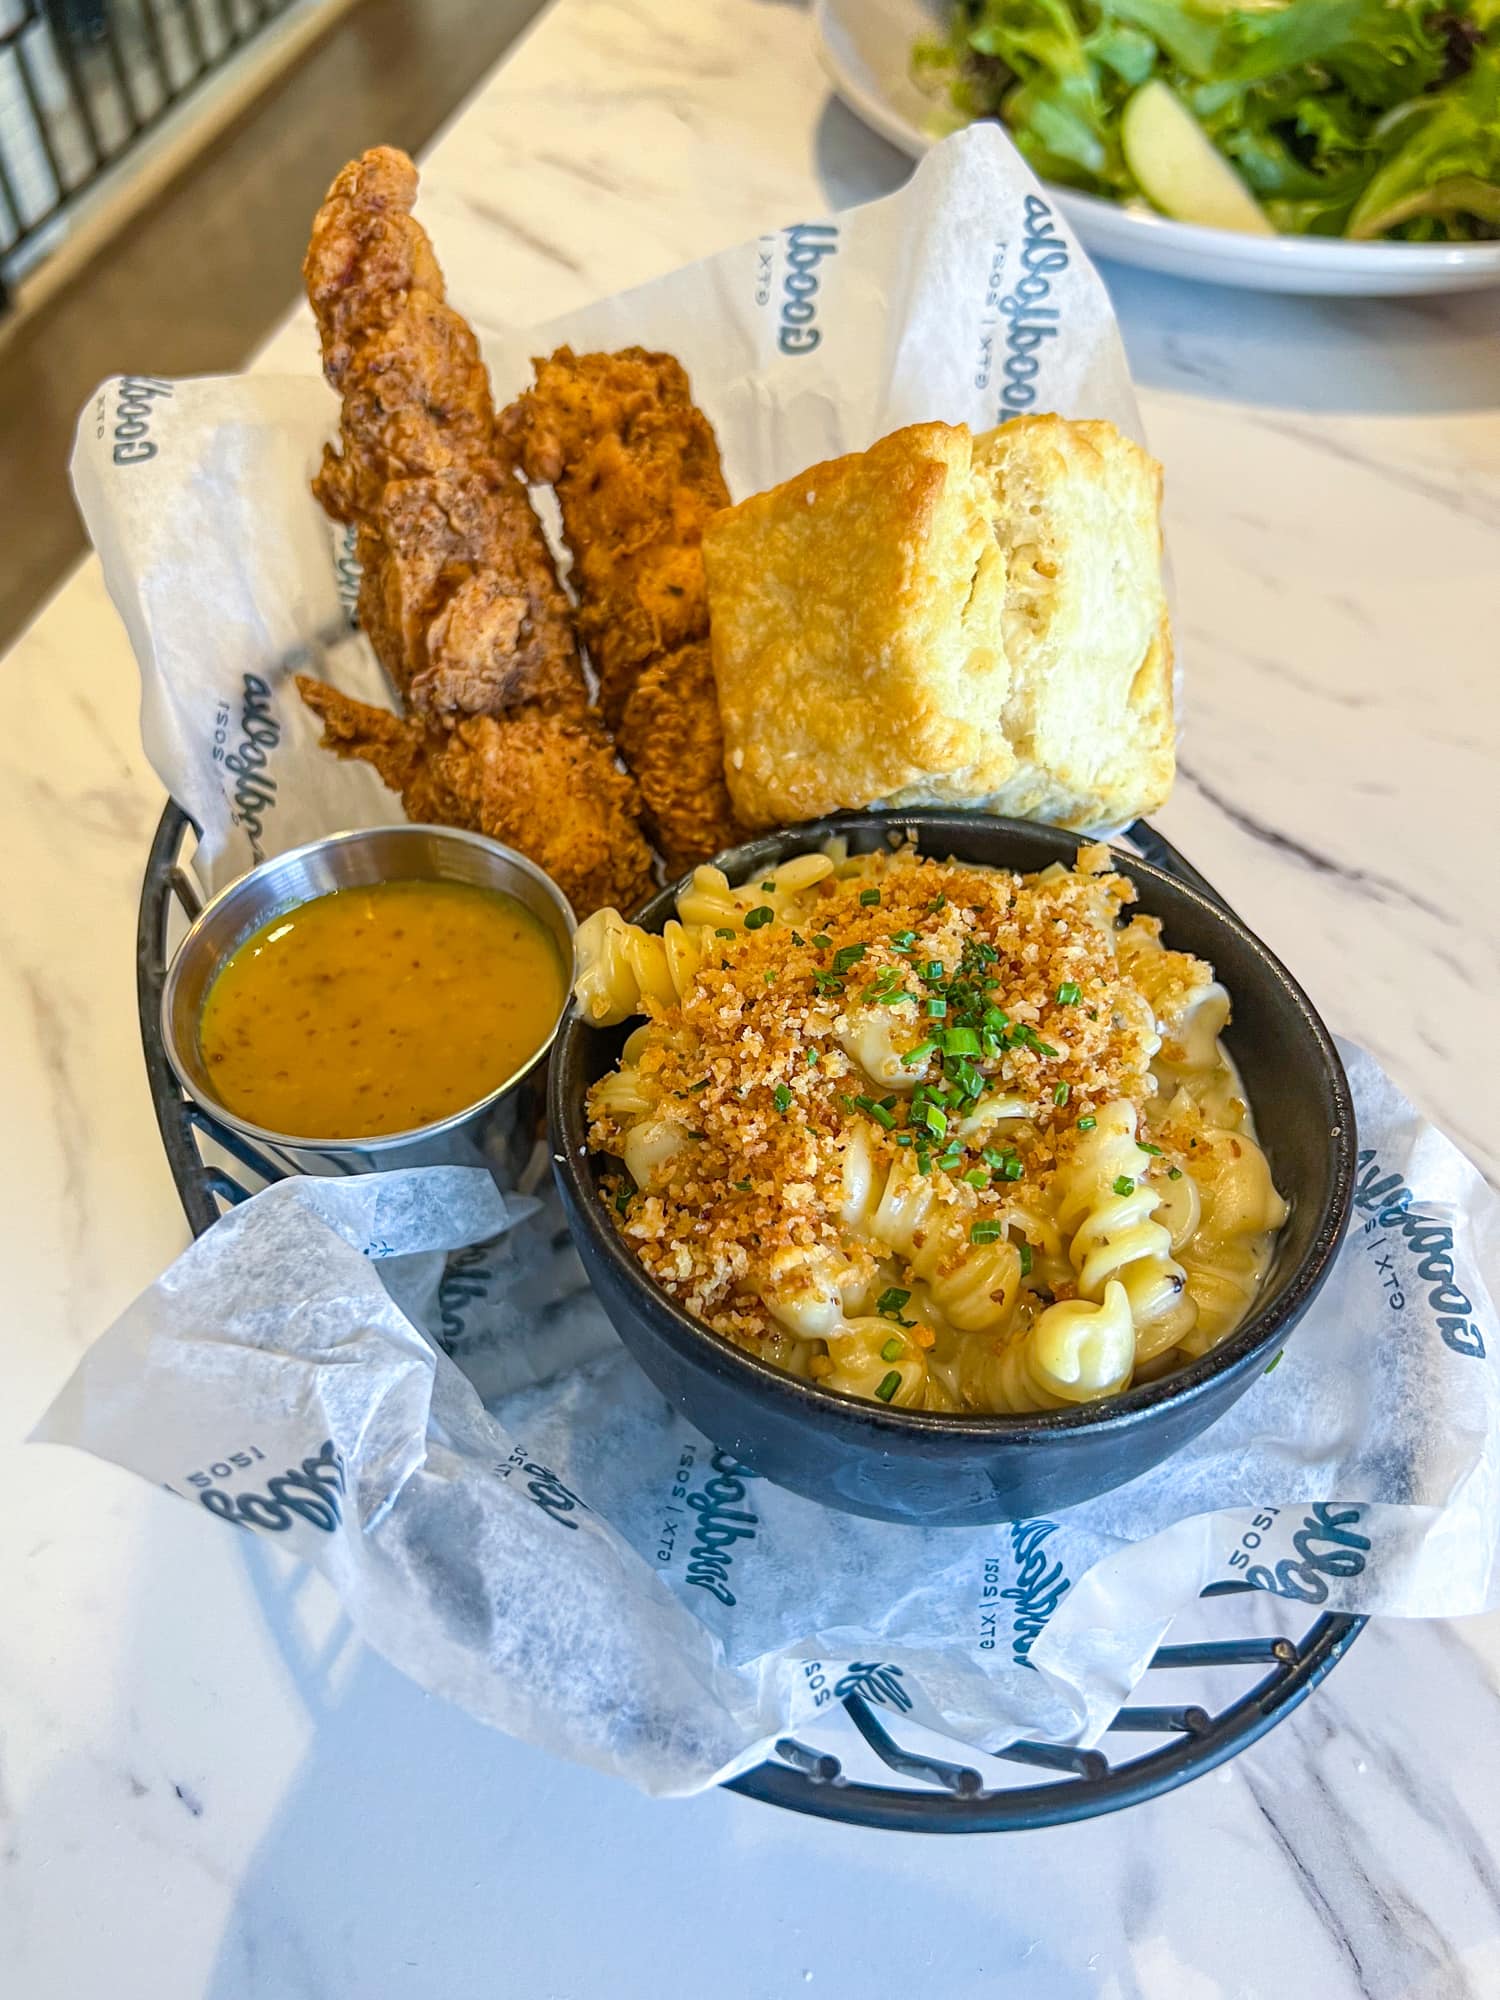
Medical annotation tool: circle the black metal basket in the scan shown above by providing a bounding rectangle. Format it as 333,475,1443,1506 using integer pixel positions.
138,801,1363,1833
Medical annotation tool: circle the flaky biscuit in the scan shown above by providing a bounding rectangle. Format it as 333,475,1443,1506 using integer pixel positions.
969,416,1174,828
703,415,1173,834
702,423,1013,828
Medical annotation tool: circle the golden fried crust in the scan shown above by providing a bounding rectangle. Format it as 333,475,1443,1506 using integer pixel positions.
304,147,586,723
498,346,730,728
295,677,654,917
701,422,1015,828
437,712,657,917
617,642,746,872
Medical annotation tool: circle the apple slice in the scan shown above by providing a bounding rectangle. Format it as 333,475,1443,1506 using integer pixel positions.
1120,79,1274,235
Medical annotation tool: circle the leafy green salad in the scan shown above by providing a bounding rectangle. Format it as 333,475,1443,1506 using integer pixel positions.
914,0,1500,240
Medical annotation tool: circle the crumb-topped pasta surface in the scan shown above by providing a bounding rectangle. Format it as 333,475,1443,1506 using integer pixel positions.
574,843,1287,1415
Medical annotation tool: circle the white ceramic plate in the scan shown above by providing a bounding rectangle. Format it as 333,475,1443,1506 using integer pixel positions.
815,0,1500,296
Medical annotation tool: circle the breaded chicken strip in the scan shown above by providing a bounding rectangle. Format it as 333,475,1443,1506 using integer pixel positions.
617,643,743,873
499,346,744,867
297,676,655,917
304,147,585,722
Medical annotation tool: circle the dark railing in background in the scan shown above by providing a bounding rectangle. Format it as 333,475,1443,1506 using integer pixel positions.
0,0,300,295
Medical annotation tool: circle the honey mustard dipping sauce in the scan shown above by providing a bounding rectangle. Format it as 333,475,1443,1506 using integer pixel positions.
198,879,568,1139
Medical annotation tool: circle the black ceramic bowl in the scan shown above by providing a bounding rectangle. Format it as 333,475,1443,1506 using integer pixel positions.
550,814,1354,1526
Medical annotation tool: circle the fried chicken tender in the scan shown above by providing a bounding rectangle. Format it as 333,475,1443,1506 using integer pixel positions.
499,346,745,867
304,147,585,722
616,643,742,873
297,676,655,917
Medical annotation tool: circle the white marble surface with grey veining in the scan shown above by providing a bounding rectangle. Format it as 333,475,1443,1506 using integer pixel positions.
3,1,1499,1993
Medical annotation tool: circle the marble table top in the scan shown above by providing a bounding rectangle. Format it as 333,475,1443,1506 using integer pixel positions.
3,0,1499,1992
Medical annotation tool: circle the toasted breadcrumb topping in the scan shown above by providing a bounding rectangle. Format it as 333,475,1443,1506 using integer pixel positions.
587,845,1164,1360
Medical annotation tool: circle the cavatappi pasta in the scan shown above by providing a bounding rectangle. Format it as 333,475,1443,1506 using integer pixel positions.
575,844,1287,1415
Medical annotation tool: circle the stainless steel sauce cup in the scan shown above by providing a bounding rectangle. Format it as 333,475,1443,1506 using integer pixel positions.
162,824,576,1178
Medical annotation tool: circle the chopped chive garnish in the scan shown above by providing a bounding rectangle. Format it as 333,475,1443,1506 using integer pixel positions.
924,960,944,980
876,1286,912,1319
1018,1242,1033,1276
1054,1082,1070,1105
915,1150,933,1174
735,1178,752,1191
1138,1141,1162,1155
901,1040,938,1067
1036,1040,1060,1059
807,1049,819,1065
920,1104,947,1138
889,929,917,951
832,943,867,974
813,934,833,951
926,998,947,1018
1264,1351,1284,1375
760,881,776,892
791,931,806,947
874,1370,901,1402
1077,1115,1097,1131
1056,981,1082,1006
1168,1166,1183,1180
773,1084,793,1113
963,1168,989,1189
744,906,774,930
714,927,736,939
764,972,776,985
942,1027,981,1056
812,971,846,995
880,1094,898,1110
1112,1174,1135,1196
928,894,946,912
880,1337,904,1363
689,1077,711,1091
937,1146,964,1173
614,1188,633,1215
1002,1154,1024,1181
981,1147,1007,1169
854,1095,896,1130
859,889,881,906
895,1132,913,1147
982,1006,1010,1032
971,1220,1003,1245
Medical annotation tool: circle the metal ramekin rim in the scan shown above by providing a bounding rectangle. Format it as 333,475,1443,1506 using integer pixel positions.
162,823,577,1154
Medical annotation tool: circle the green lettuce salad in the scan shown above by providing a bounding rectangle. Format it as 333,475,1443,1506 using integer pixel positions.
914,0,1500,240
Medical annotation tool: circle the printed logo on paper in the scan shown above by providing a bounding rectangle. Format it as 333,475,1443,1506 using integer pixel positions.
497,1443,591,1533
178,1438,346,1534
212,670,282,863
989,193,1070,422
108,375,172,466
436,1242,497,1357
333,523,362,625
775,222,839,357
833,1661,912,1712
978,1520,1071,1662
1227,1501,1372,1604
1007,1518,1071,1665
1353,1147,1486,1360
682,1446,760,1606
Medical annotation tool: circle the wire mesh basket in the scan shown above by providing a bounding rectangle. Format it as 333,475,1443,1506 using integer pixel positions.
138,800,1363,1832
